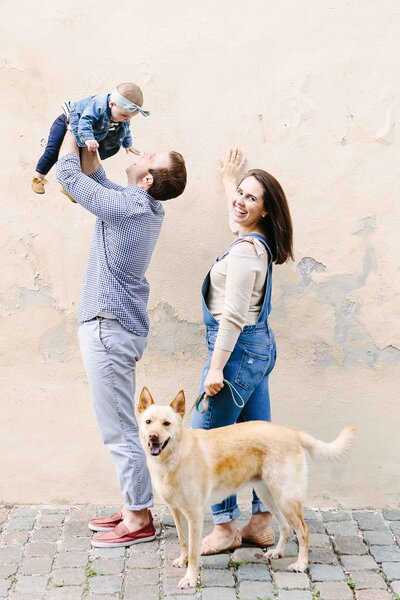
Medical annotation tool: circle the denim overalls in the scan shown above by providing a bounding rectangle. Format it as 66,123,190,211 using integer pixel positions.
191,233,277,524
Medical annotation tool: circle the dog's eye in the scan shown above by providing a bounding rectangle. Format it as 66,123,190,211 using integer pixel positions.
163,421,171,427
145,419,152,425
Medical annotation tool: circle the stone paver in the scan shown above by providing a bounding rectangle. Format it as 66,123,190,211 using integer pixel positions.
349,570,388,589
51,567,86,585
321,510,352,522
308,533,331,548
325,521,358,536
46,589,83,600
308,547,338,564
340,554,379,571
201,568,235,586
369,543,400,562
362,530,394,545
88,574,123,594
202,554,231,568
352,511,387,530
124,586,159,599
391,580,400,594
355,590,392,600
332,535,368,555
14,575,48,593
315,581,353,599
278,591,313,600
230,547,266,563
381,561,400,581
274,570,310,588
309,564,346,581
20,555,53,575
383,509,400,521
238,580,274,599
0,506,399,600
202,589,236,600
236,562,271,582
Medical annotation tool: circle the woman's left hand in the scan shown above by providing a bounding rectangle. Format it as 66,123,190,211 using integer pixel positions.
204,368,224,396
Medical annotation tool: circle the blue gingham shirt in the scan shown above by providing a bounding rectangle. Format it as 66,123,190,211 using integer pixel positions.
57,153,165,335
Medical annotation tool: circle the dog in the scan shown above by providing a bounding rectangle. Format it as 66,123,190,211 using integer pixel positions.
138,387,356,589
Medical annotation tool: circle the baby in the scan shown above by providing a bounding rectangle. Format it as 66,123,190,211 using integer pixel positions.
32,82,150,194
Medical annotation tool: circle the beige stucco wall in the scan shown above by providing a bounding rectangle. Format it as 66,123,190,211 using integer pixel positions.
1,0,399,508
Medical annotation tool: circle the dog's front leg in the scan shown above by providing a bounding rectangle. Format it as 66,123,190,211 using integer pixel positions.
178,511,203,589
170,507,188,568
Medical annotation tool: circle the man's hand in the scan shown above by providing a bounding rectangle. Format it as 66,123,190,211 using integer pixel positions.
85,140,100,152
218,147,246,184
125,147,141,155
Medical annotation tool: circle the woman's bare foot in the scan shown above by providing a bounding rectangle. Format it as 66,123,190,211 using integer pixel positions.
239,512,275,546
201,521,242,555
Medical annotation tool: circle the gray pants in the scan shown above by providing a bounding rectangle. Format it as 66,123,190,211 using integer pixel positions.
78,318,153,510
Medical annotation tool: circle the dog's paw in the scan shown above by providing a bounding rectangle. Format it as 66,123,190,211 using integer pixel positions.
287,559,307,572
173,555,188,568
178,574,197,589
265,548,282,560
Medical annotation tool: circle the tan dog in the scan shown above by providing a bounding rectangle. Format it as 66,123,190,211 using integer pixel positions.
138,387,356,589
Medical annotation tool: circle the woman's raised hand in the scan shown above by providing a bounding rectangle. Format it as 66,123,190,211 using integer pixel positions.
218,147,246,182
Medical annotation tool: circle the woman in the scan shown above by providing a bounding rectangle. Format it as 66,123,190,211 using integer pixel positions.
191,148,294,554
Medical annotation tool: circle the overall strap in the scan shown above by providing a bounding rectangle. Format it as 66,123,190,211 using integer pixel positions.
241,233,273,325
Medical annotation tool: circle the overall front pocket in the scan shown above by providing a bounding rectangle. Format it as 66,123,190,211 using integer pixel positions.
234,348,272,391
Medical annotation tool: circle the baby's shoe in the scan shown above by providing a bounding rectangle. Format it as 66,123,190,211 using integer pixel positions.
60,187,77,203
31,177,47,194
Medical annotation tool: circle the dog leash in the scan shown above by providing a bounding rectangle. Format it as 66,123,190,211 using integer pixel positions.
183,379,245,425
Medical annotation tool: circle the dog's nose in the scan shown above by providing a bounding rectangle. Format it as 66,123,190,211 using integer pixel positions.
149,433,159,442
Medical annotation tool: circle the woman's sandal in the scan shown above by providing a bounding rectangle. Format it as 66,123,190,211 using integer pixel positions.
239,527,275,548
201,530,242,555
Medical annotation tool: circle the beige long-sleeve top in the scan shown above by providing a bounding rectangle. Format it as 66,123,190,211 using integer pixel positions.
207,237,269,351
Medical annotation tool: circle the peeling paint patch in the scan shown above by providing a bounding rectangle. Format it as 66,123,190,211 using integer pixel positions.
147,302,204,359
18,285,53,309
296,257,327,291
39,324,70,362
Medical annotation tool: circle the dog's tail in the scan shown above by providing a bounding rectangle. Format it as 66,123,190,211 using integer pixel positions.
298,426,357,462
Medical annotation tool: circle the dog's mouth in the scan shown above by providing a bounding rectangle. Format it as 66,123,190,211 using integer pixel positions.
148,437,170,456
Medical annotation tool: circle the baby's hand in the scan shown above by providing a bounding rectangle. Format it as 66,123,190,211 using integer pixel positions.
85,140,99,152
125,147,141,155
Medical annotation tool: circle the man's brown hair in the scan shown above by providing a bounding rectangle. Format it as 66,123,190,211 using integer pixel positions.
149,152,187,201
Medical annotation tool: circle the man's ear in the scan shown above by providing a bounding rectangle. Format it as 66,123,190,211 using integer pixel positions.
170,390,185,418
138,387,155,413
139,172,154,192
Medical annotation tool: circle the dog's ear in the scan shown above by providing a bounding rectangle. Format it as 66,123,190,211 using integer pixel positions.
138,387,155,413
170,390,185,418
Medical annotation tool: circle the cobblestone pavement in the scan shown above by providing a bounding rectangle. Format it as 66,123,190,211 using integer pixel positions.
1,505,400,599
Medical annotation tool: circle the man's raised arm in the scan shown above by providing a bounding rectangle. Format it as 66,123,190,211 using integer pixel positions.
57,131,127,223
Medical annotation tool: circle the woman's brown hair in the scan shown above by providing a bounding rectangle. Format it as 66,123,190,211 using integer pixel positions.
240,169,294,264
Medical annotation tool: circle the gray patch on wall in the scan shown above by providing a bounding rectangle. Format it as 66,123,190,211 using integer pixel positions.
296,257,327,291
147,302,205,360
293,216,399,368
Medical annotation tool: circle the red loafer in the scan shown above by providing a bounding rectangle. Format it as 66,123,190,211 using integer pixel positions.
91,513,156,548
88,511,123,532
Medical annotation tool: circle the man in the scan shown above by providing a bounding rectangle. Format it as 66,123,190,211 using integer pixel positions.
57,130,187,547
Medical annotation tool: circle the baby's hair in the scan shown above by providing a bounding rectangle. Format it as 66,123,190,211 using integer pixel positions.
117,82,143,106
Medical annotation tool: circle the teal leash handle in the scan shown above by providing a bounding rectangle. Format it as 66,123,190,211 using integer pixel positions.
184,379,245,424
